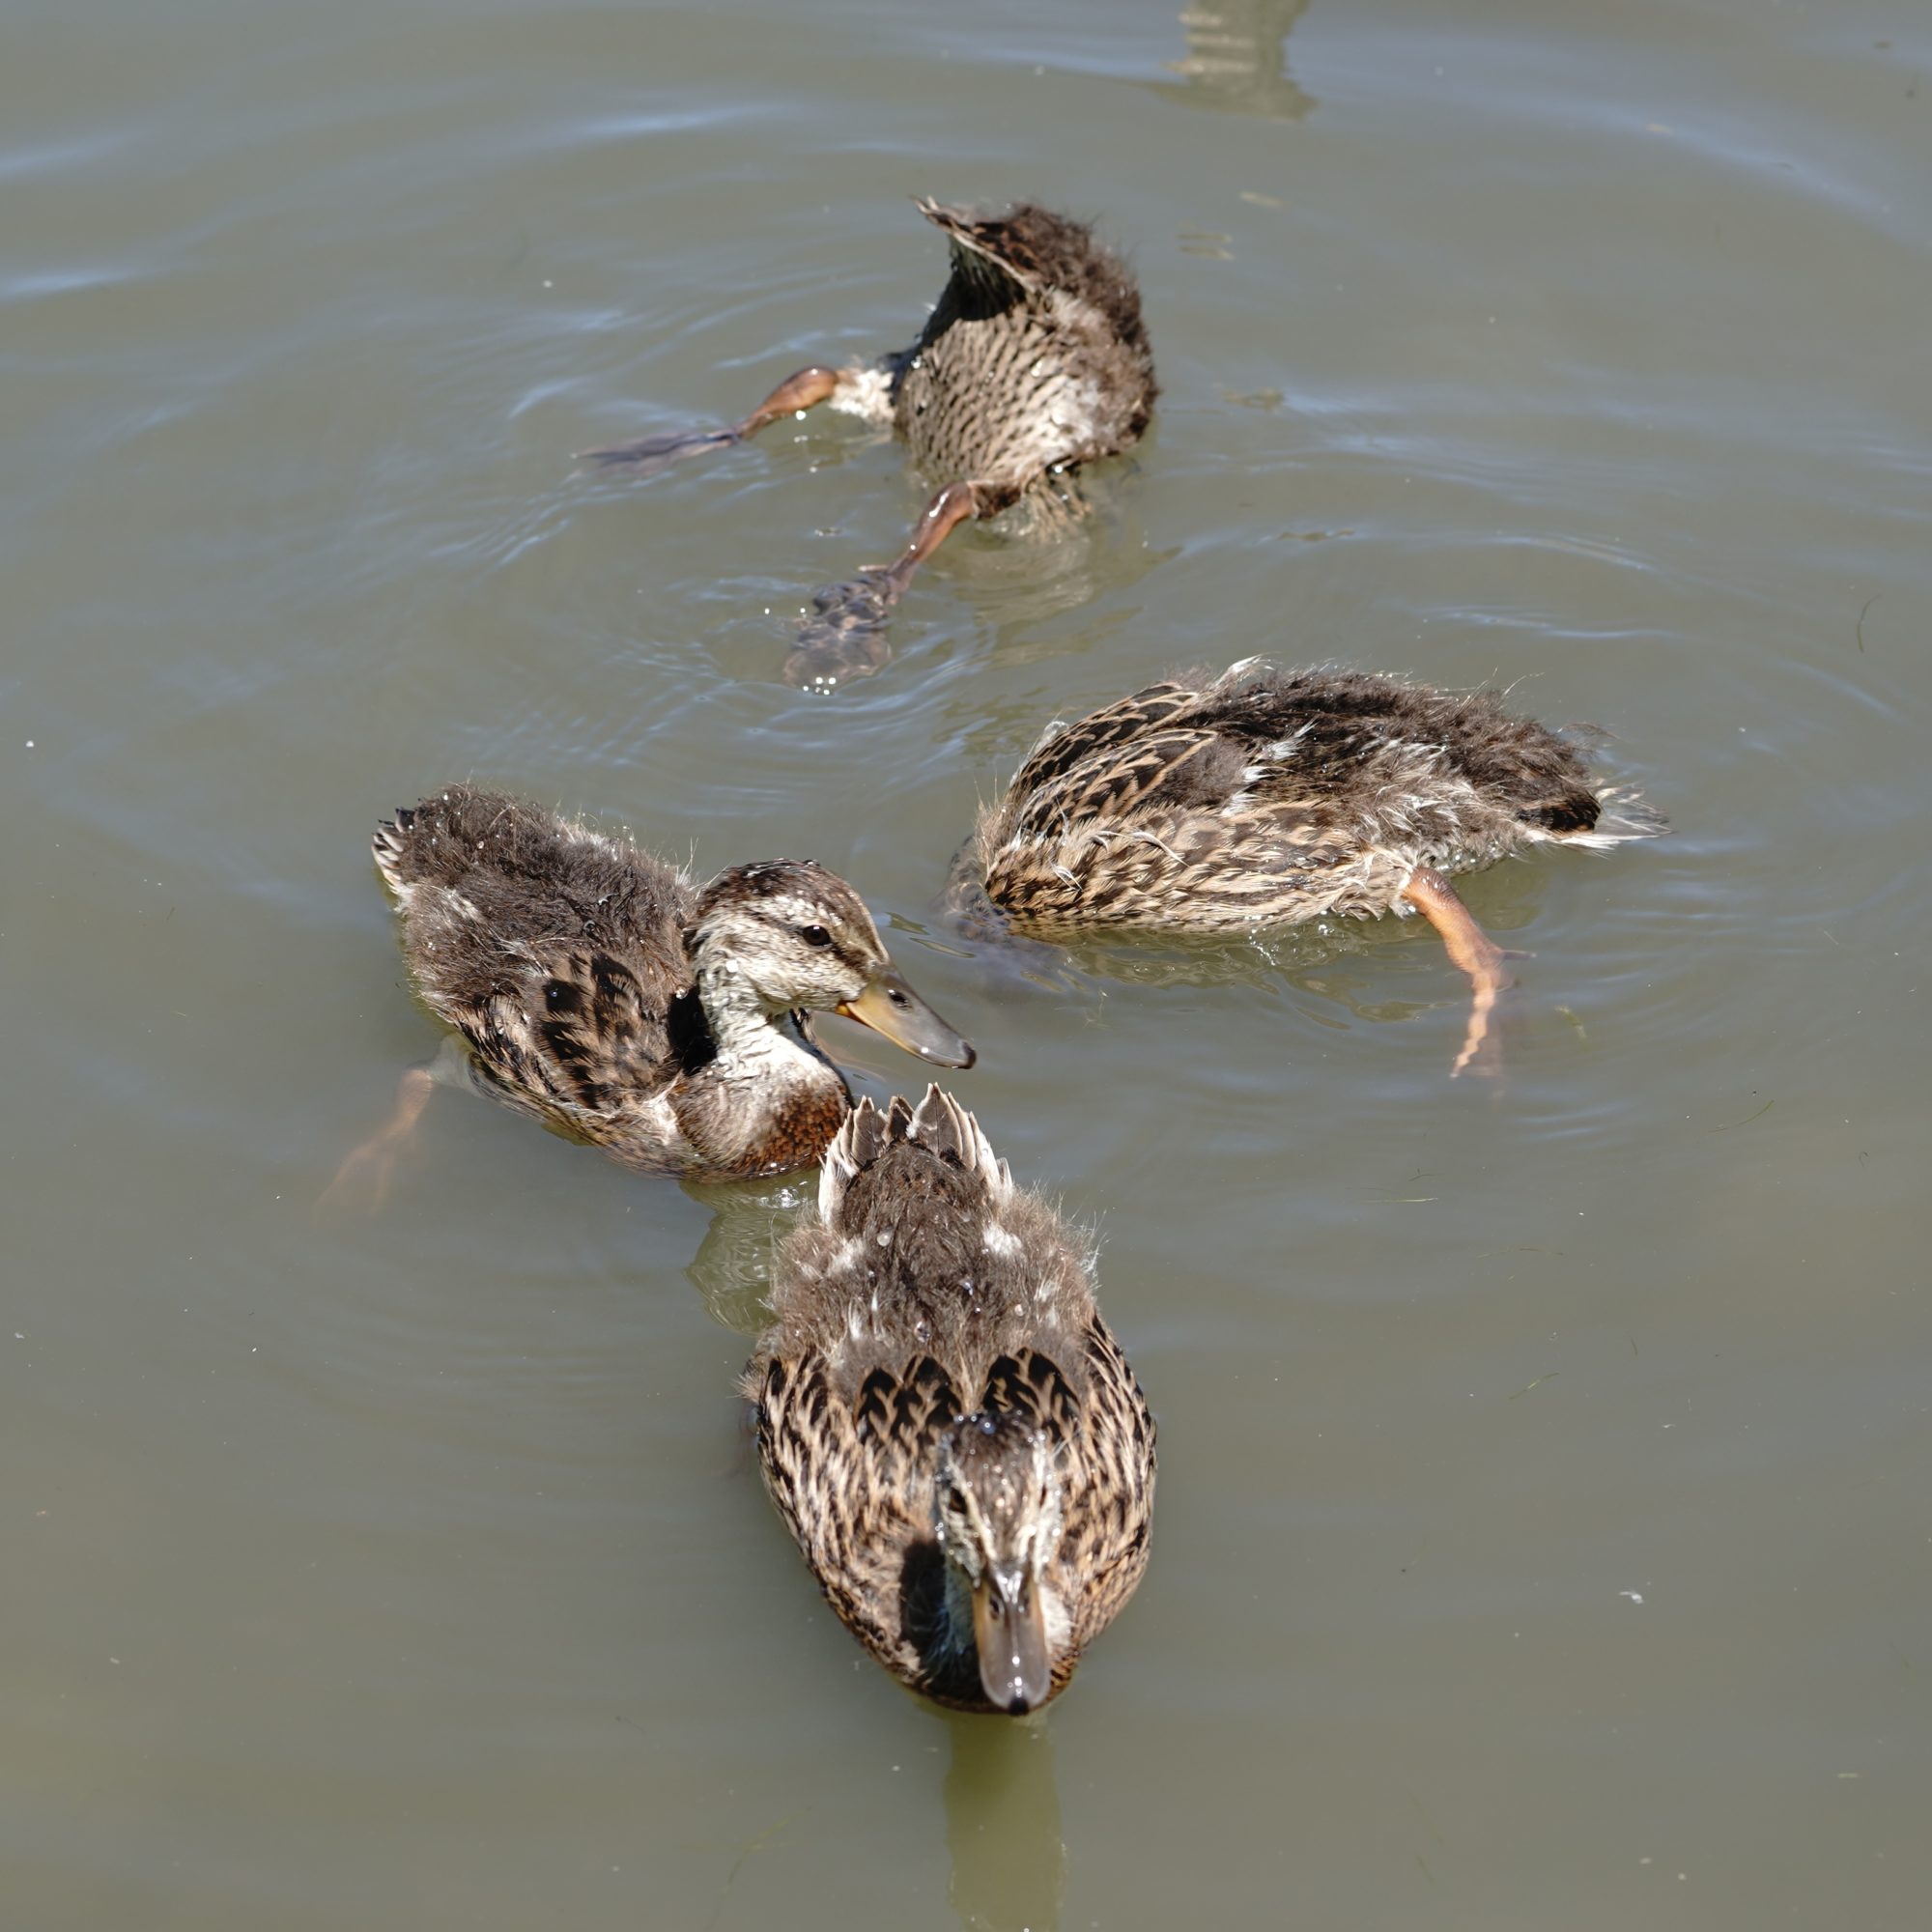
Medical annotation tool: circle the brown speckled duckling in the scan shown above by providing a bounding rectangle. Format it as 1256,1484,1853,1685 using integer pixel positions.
954,661,1666,1074
585,199,1156,690
745,1087,1155,1714
333,786,972,1198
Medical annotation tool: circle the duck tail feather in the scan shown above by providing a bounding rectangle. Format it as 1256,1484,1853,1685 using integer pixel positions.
817,1095,889,1224
907,1084,1013,1203
1569,785,1670,847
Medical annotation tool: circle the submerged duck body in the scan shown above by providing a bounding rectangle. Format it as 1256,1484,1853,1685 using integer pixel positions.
745,1087,1155,1714
369,785,972,1184
962,661,1666,1070
585,199,1156,687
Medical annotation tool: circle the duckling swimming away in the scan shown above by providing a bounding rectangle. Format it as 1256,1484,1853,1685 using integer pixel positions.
744,1087,1155,1715
583,199,1156,691
954,661,1666,1075
331,786,972,1200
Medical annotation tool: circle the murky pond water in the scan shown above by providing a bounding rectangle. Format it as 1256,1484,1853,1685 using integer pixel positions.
6,0,1930,1925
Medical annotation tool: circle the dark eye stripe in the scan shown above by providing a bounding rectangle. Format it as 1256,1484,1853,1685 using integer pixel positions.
752,909,872,975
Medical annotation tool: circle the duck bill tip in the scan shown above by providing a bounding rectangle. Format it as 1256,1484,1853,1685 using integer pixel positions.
972,1574,1053,1717
836,970,974,1070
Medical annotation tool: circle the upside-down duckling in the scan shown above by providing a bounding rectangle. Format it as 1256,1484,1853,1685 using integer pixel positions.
584,199,1156,690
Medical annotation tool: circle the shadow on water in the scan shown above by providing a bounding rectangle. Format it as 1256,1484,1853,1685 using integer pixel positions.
942,1713,1066,1932
1149,0,1314,121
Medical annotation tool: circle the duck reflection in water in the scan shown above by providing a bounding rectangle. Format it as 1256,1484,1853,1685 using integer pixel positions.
944,1712,1066,1932
582,200,1155,692
1151,0,1313,121
681,1169,813,1337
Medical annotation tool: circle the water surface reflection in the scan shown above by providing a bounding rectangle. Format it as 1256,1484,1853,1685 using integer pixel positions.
945,1715,1065,1932
683,1173,813,1333
1152,0,1313,120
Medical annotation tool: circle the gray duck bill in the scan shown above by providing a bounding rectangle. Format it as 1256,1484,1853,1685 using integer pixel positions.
972,1567,1053,1715
837,968,975,1068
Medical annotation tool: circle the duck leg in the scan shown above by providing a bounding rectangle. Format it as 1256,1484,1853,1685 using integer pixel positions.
317,1065,439,1212
580,364,845,476
317,1037,485,1212
787,479,989,691
1400,867,1519,1078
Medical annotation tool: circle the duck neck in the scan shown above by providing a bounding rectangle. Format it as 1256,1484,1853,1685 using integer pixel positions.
694,954,810,1074
667,952,848,1179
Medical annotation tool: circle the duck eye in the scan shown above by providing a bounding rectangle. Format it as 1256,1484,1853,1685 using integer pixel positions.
799,923,832,949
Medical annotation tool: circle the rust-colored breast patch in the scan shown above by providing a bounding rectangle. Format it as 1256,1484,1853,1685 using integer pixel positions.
734,1081,849,1179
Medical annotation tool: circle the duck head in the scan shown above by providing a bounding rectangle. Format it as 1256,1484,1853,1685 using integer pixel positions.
691,861,974,1067
935,1408,1066,1714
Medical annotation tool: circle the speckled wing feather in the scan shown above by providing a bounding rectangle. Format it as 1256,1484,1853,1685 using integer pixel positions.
748,1346,968,1688
461,944,683,1120
895,202,1157,497
1004,726,1248,843
1006,678,1208,795
979,663,1663,934
372,784,699,1132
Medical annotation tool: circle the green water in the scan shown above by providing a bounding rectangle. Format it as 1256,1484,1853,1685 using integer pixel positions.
5,1,1929,1925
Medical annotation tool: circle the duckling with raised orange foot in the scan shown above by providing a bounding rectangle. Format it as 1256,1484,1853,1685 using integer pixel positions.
584,199,1155,691
949,661,1666,1075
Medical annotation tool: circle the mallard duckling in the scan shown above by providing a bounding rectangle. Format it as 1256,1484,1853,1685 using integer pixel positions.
745,1087,1155,1715
584,199,1156,690
957,661,1665,1074
336,785,972,1196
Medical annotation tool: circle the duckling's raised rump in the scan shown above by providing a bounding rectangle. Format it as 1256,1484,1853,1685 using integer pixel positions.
584,199,1156,689
336,786,971,1194
955,662,1666,1074
744,1087,1155,1714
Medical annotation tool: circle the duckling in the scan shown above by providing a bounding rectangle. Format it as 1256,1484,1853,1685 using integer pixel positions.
334,785,972,1197
744,1087,1155,1715
955,661,1666,1074
584,199,1156,690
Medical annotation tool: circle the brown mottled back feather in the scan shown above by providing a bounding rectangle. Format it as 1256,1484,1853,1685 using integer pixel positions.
974,662,1665,935
744,1089,1155,1712
891,200,1157,505
374,785,696,1115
